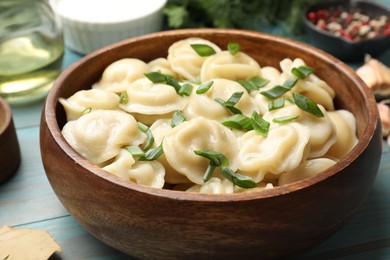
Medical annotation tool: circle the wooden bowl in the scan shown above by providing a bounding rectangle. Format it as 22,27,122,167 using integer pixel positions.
0,97,20,183
40,28,382,259
303,0,390,61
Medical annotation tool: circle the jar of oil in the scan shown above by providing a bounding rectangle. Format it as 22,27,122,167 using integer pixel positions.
0,0,64,104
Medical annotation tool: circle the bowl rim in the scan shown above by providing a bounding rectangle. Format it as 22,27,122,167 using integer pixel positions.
43,28,380,202
303,0,390,45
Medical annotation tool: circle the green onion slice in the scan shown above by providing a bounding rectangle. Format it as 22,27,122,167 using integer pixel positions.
144,71,166,83
137,122,154,151
171,110,186,128
272,115,299,123
221,167,257,188
228,42,240,55
81,107,92,116
194,149,229,167
190,44,217,57
196,81,214,94
268,97,285,111
215,92,243,114
222,114,253,131
178,83,193,96
293,93,324,118
119,91,128,104
251,112,270,136
139,144,164,161
238,76,269,92
125,146,145,157
283,77,299,89
291,66,314,79
203,164,217,183
260,85,290,99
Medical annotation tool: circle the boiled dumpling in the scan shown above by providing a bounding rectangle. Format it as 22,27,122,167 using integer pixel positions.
163,117,239,185
148,57,178,78
92,58,150,93
326,110,358,159
184,78,259,121
59,89,120,121
237,122,310,182
186,177,235,194
62,110,145,165
263,104,337,158
200,50,261,82
278,158,337,185
119,78,188,124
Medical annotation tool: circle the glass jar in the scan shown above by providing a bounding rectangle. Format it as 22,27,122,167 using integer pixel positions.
0,0,64,104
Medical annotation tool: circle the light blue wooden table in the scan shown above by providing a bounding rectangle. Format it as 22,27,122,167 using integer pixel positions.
1,6,390,259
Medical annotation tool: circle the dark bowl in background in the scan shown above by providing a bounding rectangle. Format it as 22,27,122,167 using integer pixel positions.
303,0,390,62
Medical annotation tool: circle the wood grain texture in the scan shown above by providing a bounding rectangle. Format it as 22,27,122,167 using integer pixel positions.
40,29,382,259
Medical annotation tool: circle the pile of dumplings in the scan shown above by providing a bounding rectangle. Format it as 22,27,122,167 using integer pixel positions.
60,37,358,194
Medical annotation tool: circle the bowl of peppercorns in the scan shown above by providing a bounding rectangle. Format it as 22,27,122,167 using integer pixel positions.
303,0,390,61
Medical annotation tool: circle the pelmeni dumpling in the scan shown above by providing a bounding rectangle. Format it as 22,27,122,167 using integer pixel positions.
278,158,337,185
119,78,188,123
326,110,358,159
163,117,239,185
149,119,191,184
148,58,178,78
237,122,310,182
103,149,136,180
186,177,235,194
263,104,337,158
279,58,335,110
200,51,261,82
59,89,120,121
184,78,259,121
167,37,221,81
92,58,150,93
62,110,145,165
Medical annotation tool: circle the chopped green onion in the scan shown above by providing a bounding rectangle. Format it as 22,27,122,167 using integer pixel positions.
251,112,270,136
203,164,217,182
283,77,299,89
228,42,240,55
272,115,299,123
268,97,285,111
139,143,164,161
125,146,145,157
215,92,243,114
137,122,154,151
260,85,290,99
238,76,269,92
81,107,92,116
171,110,186,128
293,93,324,118
178,83,193,96
291,66,314,79
165,75,181,93
194,149,229,167
190,44,217,57
221,167,257,188
119,91,128,104
144,71,166,83
222,114,253,131
196,81,214,94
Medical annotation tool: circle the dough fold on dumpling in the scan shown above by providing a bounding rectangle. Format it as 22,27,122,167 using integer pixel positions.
237,122,310,182
200,50,261,82
59,89,120,121
93,58,150,93
62,110,145,165
163,117,239,185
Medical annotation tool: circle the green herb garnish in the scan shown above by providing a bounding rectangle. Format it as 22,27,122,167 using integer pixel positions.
260,77,298,99
221,167,257,188
268,97,285,111
215,92,243,114
171,110,186,128
291,66,314,79
137,122,154,151
145,71,190,96
293,93,324,117
125,146,145,157
239,76,270,92
222,114,253,131
251,112,270,136
228,42,240,55
144,71,166,83
139,143,164,161
190,44,217,57
119,91,128,104
196,81,214,94
272,115,299,123
81,107,92,116
178,83,193,96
